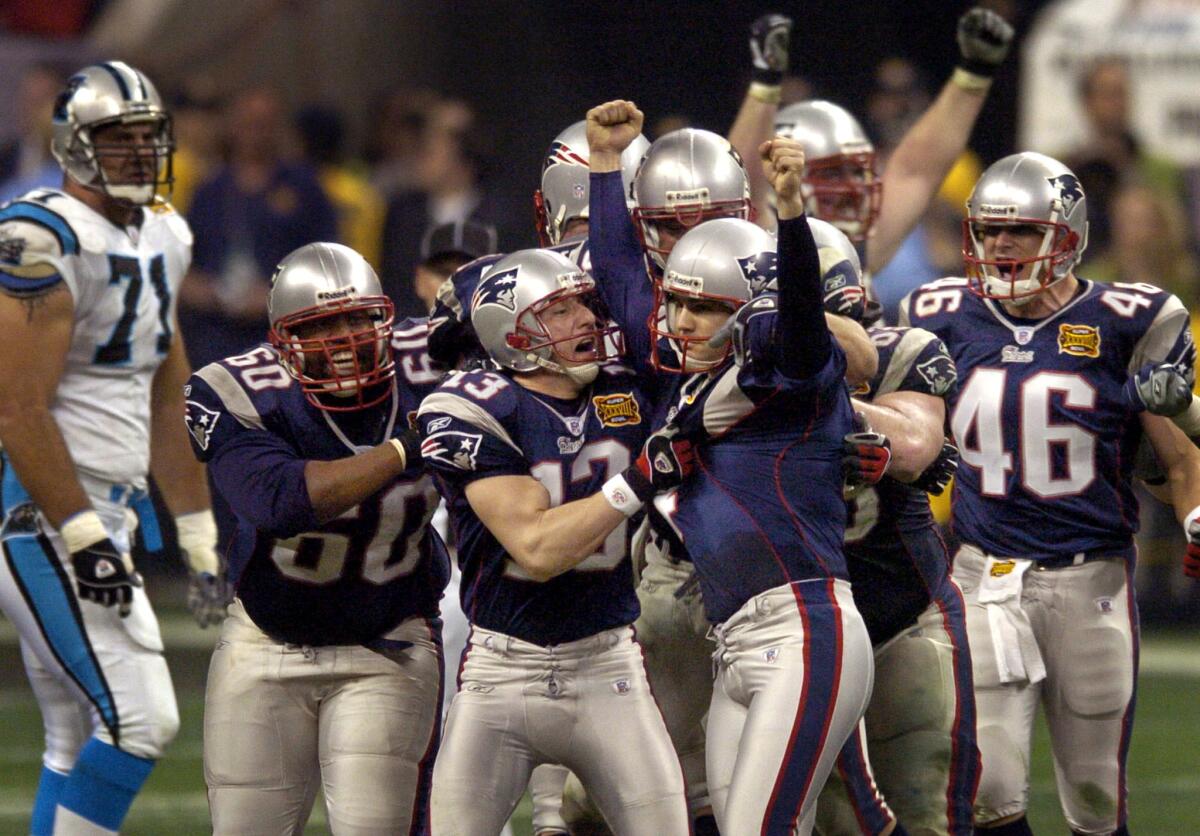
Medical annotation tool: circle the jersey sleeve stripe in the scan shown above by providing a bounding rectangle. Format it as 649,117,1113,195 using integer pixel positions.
0,270,63,294
0,203,80,256
194,364,265,430
877,328,937,396
417,391,522,453
1129,294,1190,372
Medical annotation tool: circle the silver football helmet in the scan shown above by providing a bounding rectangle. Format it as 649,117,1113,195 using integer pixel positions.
51,61,174,205
774,100,880,241
471,248,622,384
632,129,752,269
534,120,650,246
963,151,1089,302
268,242,395,411
653,218,776,372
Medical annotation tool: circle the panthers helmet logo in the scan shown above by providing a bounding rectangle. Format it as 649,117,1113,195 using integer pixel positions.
736,252,778,295
1048,174,1084,216
472,267,520,313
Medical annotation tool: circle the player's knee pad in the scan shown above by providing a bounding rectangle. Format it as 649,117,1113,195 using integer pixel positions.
867,632,953,741
971,721,1028,824
1059,625,1133,717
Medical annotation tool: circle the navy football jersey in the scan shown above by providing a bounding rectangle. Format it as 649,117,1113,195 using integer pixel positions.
427,237,591,369
417,365,646,645
845,325,958,644
184,319,450,646
648,297,855,624
901,277,1195,559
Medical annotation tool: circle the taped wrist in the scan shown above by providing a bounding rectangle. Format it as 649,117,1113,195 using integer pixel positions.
60,510,108,554
952,67,993,92
748,81,782,104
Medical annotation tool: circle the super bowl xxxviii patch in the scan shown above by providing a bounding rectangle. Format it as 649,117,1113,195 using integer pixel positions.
592,392,641,427
1057,324,1100,358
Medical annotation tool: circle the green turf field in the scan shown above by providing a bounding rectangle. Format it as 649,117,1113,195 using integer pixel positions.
1,609,1196,834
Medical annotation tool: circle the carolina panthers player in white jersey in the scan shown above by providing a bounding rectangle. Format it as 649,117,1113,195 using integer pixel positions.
901,152,1200,836
0,62,223,836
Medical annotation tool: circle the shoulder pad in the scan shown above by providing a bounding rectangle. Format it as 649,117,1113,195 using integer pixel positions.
872,325,955,398
0,201,79,294
417,369,520,451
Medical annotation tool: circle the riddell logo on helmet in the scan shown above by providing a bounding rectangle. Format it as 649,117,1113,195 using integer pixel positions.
316,288,354,302
665,188,711,207
978,203,1018,219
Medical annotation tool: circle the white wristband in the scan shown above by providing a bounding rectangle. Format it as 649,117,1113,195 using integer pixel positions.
1184,505,1200,535
60,510,108,554
602,474,645,518
388,437,409,469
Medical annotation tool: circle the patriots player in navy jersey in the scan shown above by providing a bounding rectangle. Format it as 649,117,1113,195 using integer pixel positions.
418,248,691,834
584,99,878,833
784,222,980,836
900,153,1200,836
185,243,448,835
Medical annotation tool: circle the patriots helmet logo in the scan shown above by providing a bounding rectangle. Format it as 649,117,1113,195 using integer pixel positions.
736,252,778,295
472,267,520,313
1048,174,1084,216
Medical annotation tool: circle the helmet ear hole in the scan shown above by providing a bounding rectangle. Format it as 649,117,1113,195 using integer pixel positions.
506,333,531,350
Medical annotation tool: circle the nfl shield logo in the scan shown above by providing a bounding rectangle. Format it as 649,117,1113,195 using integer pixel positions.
1015,328,1033,345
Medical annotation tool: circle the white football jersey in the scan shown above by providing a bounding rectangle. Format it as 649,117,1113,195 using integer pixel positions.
0,188,192,486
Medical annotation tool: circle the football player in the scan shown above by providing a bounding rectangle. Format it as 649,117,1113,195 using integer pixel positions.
426,119,648,372
647,141,873,835
900,153,1198,835
585,100,878,833
418,248,691,834
186,242,448,834
770,8,1014,290
0,62,223,835
805,221,979,836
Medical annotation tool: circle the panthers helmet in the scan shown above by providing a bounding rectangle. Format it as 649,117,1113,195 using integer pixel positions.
774,100,880,242
809,217,879,323
963,152,1089,302
51,61,174,205
268,243,395,411
534,120,650,246
632,129,752,269
652,218,775,373
471,248,623,384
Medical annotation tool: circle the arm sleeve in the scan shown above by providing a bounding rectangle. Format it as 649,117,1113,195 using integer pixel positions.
206,433,320,539
588,171,656,365
775,215,832,379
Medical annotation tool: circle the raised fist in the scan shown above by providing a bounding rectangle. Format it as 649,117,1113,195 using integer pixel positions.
585,100,644,158
956,7,1014,78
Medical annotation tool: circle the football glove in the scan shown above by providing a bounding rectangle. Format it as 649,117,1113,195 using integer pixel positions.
1123,362,1193,417
176,510,230,628
913,440,960,496
843,430,892,488
956,7,1014,79
62,511,141,617
626,428,697,500
749,13,793,86
1185,517,1200,579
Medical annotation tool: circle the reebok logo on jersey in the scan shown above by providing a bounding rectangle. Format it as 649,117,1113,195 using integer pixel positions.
593,392,641,427
184,400,221,451
1058,324,1100,358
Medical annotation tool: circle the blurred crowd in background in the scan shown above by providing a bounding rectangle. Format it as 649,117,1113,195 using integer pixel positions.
3,0,1200,624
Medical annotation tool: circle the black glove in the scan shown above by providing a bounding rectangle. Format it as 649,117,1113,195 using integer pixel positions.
912,441,960,496
71,538,142,617
1123,362,1193,417
393,425,425,471
749,13,793,86
624,429,697,502
956,7,1014,79
843,431,892,488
